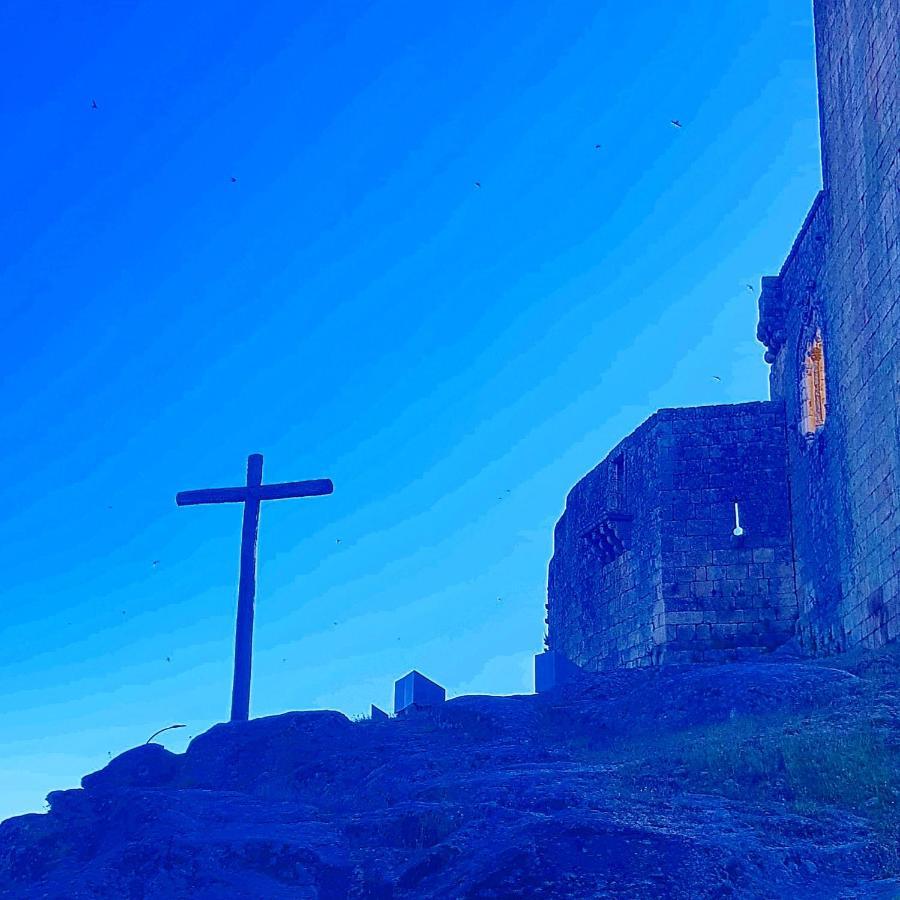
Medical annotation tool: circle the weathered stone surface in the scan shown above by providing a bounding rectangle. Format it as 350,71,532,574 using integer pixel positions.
80,743,180,793
757,0,900,658
1,651,898,898
178,710,358,795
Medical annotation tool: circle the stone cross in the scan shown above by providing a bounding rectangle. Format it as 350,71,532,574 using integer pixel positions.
176,454,333,722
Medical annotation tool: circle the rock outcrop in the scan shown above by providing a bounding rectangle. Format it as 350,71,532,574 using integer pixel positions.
2,648,899,898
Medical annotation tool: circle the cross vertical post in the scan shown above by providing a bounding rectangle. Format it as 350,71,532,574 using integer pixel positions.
231,453,263,722
176,453,334,723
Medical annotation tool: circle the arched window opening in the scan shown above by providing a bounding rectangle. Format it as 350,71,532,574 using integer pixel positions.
801,330,827,434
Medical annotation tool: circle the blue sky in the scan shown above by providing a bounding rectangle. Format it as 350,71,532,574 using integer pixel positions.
0,0,822,820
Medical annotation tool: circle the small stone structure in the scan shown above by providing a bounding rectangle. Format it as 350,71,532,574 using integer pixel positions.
393,671,446,715
534,650,583,693
547,0,898,670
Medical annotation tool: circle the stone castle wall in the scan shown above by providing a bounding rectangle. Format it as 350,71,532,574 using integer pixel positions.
759,0,899,653
547,415,663,671
810,0,899,650
547,402,794,671
657,403,796,664
547,0,898,671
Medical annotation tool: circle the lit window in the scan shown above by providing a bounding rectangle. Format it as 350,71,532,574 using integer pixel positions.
801,330,827,434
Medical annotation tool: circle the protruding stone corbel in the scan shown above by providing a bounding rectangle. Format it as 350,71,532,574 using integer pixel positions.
757,275,787,364
580,510,634,565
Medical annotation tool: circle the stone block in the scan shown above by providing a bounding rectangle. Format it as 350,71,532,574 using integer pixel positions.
394,671,446,714
534,651,582,693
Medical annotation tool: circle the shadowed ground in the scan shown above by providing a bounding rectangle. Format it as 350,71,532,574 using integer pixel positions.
2,645,899,898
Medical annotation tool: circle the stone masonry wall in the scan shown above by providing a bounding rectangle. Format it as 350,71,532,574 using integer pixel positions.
547,401,795,671
547,415,662,671
549,0,898,671
812,0,900,650
758,0,899,653
657,403,796,664
759,196,851,653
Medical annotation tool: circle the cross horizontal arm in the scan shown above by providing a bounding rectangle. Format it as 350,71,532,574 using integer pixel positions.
256,478,334,501
176,486,248,506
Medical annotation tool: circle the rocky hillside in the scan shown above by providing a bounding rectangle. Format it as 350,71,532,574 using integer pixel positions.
2,645,899,898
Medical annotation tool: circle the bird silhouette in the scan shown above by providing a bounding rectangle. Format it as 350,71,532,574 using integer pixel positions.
230,176,237,183
91,99,98,110
746,284,755,292
336,538,342,544
670,119,682,128
152,560,160,567
594,144,602,150
712,376,722,382
473,181,481,188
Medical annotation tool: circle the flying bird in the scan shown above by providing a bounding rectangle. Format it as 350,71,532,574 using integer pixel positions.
336,538,341,544
473,181,481,188
745,284,755,292
670,119,682,128
712,375,722,382
230,176,237,183
91,99,98,110
594,144,602,150
166,656,171,663
152,560,160,567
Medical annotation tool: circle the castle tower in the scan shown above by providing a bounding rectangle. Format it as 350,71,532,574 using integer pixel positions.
547,0,898,671
757,0,899,653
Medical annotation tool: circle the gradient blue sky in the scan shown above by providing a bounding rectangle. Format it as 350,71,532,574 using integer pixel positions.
0,0,822,820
